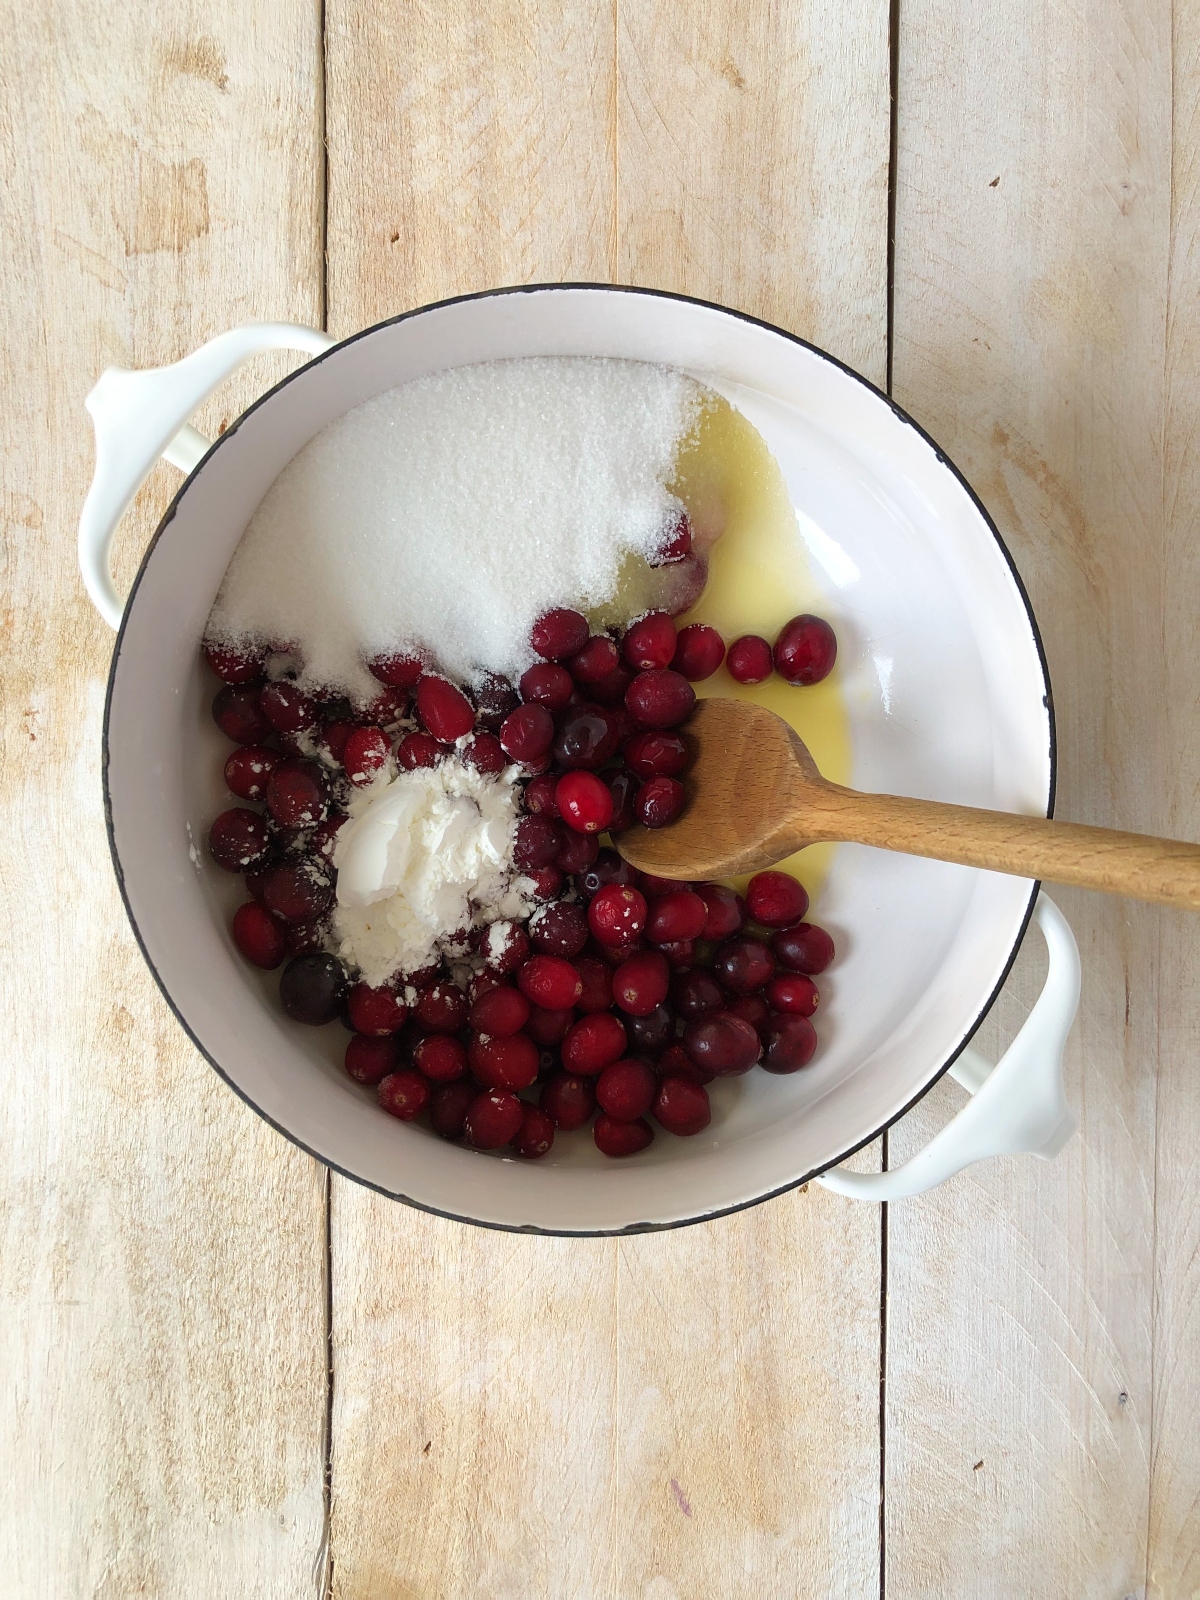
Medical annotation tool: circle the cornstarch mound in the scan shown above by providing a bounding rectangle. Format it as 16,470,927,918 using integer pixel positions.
208,357,707,704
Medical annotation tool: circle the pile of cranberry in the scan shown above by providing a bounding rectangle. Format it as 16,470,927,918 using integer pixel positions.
204,581,838,1160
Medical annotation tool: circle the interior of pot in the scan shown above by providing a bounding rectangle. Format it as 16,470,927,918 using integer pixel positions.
105,287,1052,1233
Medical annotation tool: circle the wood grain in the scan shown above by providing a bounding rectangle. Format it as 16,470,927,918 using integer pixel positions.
886,0,1179,1590
0,5,329,1595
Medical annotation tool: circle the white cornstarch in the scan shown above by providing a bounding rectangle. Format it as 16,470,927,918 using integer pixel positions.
207,357,705,704
330,757,533,985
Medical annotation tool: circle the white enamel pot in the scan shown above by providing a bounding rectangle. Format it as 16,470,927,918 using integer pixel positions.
83,286,1080,1233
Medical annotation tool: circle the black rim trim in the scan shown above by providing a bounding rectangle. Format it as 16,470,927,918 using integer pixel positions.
102,281,1057,1236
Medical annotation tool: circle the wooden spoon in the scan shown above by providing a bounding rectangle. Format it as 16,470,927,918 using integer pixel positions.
616,698,1200,910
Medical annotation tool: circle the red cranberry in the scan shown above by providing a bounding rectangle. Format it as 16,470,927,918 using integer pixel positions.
579,849,638,900
468,1032,539,1091
512,1104,555,1159
347,982,408,1035
525,866,564,899
553,705,621,770
475,674,519,729
462,731,507,774
262,861,334,923
636,776,686,828
766,973,820,1016
684,1012,761,1076
415,983,467,1033
209,808,273,872
319,720,357,763
343,726,391,786
402,960,442,989
695,883,746,941
658,1041,715,1086
770,922,836,975
519,662,574,713
525,1004,575,1046
279,953,347,1024
713,935,776,995
673,624,725,681
530,608,590,661
637,872,687,898
653,1077,711,1136
231,901,287,968
746,870,810,928
379,1068,431,1120
596,1058,657,1121
265,759,328,828
726,634,773,684
555,827,600,875
414,1034,468,1083
523,772,561,817
362,684,408,725
204,637,266,683
429,1080,476,1138
623,730,689,780
368,651,424,688
556,771,614,835
344,1034,400,1085
575,958,614,1013
589,665,634,706
595,935,645,966
774,614,838,685
224,746,282,802
612,950,670,1016
726,993,772,1031
514,814,562,870
568,635,620,684
481,920,530,974
588,885,648,946
414,675,474,741
468,985,531,1036
212,683,272,744
561,1012,627,1075
538,1072,595,1131
621,612,677,671
500,702,555,763
625,1002,675,1056
654,510,692,564
260,680,316,735
646,889,707,943
530,901,589,959
671,968,725,1019
518,955,583,1010
397,732,448,769
761,1012,818,1072
594,1113,654,1156
657,938,694,970
625,670,696,730
464,1088,525,1148
283,918,329,956
468,966,503,1002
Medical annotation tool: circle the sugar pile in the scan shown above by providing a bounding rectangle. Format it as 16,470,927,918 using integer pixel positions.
208,357,706,704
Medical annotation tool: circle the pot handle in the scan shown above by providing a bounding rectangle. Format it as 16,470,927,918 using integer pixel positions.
79,322,335,629
816,892,1080,1200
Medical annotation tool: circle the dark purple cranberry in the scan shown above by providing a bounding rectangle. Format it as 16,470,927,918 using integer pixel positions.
231,901,287,968
209,807,273,872
212,684,272,745
529,900,589,959
429,1081,476,1139
265,759,329,829
283,919,329,956
606,769,638,832
579,848,639,899
622,730,689,780
552,704,621,771
761,1012,818,1072
683,1011,761,1076
462,732,507,774
589,665,635,706
474,673,519,729
523,772,561,816
625,1002,675,1057
279,953,347,1025
635,776,686,828
514,814,562,870
224,746,283,802
397,732,448,769
262,860,334,923
770,922,836,975
695,883,746,941
670,968,725,1019
260,680,317,734
625,670,696,730
519,662,574,713
713,935,777,995
554,827,600,875
540,1071,597,1130
500,703,555,763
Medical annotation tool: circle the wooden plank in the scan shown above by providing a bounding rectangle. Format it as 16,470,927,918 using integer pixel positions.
323,2,889,1596
886,0,1174,1591
0,6,329,1595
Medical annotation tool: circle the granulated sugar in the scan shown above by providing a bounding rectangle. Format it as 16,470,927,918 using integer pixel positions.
208,357,706,704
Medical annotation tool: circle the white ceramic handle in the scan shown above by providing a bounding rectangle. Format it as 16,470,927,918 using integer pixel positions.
79,322,335,628
817,893,1080,1200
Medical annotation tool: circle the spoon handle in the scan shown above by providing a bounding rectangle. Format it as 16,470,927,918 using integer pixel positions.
811,786,1200,910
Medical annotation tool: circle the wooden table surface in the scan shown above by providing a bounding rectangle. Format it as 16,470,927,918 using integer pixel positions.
4,1,1198,1595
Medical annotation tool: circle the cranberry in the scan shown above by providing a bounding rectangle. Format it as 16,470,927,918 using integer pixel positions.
638,872,687,897
518,955,583,1010
397,731,448,769
309,814,347,863
347,982,408,1035
468,966,503,1002
265,759,328,828
657,938,695,970
525,866,564,899
552,705,621,770
209,808,273,872
673,623,725,681
726,993,772,1032
596,1057,657,1121
414,675,474,741
713,935,776,995
589,665,635,707
575,958,614,1012
569,635,620,684
414,1034,468,1083
556,771,614,835
555,827,600,875
774,614,838,685
461,731,507,774
761,1012,818,1072
530,901,589,959
561,1012,627,1075
594,1113,653,1156
658,552,709,615
694,883,746,941
659,1041,715,1086
500,702,555,763
468,985,531,1036
519,662,574,713
368,651,424,688
766,973,820,1016
626,1002,675,1056
646,889,707,944
770,922,836,975
636,776,686,828
653,1077,711,1136
671,968,725,1019
623,730,688,780
280,953,347,1024
212,683,272,744
464,1088,525,1148
726,634,773,684
362,685,408,725
525,1004,575,1046
260,680,316,735
579,849,638,900
283,919,329,956
523,772,561,817
514,814,562,870
204,637,265,683
403,960,442,989
224,746,282,802
319,719,357,763
530,608,590,661
625,670,695,730
267,822,312,863
429,1080,476,1139
621,612,676,671
746,870,810,928
656,510,693,563
595,935,645,966
343,726,391,786
341,1033,399,1085
511,1104,555,1159
684,1012,761,1076
475,674,519,729
379,1068,431,1120
262,861,334,923
468,1032,539,1090
588,884,647,946
416,983,467,1033
612,950,670,1016
481,920,530,974
231,901,287,968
